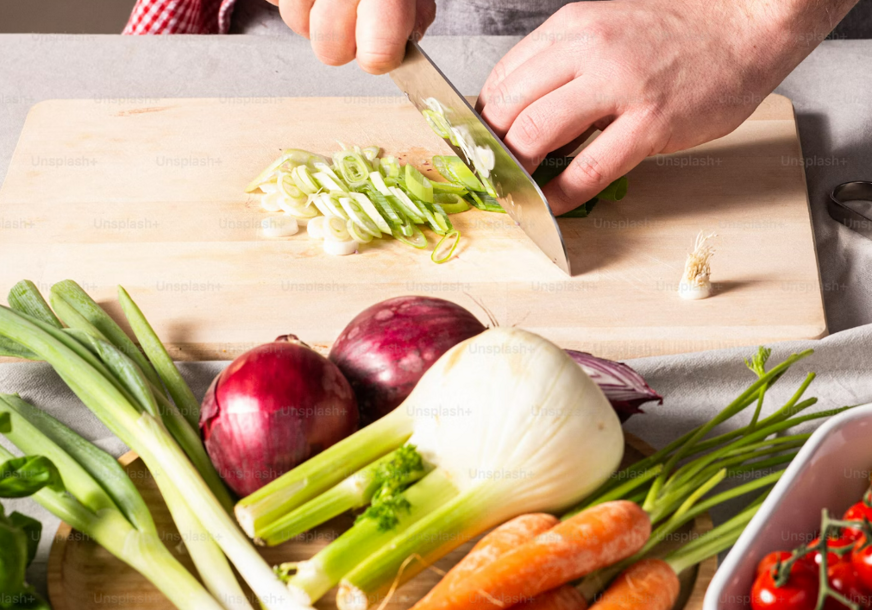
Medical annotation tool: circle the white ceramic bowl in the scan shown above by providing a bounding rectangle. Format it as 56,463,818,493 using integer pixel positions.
704,403,872,609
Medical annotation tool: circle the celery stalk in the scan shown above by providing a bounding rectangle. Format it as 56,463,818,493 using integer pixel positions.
236,408,414,541
337,484,501,610
259,447,428,546
288,469,459,604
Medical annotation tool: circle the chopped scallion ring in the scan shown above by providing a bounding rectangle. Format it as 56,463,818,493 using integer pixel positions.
368,171,392,197
292,165,320,194
307,215,328,239
394,224,428,249
339,197,381,238
379,156,401,179
313,171,348,193
346,219,374,243
404,165,434,203
277,171,306,201
361,146,380,162
431,230,461,264
323,238,357,256
259,215,299,238
349,191,390,234
325,215,351,242
433,193,470,214
389,187,425,224
334,150,371,187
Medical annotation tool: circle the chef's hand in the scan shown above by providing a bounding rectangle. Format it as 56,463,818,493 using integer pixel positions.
478,0,858,215
269,0,436,74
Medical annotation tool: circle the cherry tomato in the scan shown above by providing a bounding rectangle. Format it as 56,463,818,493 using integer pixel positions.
851,541,872,594
759,552,799,577
808,537,855,567
751,566,819,610
825,562,870,610
843,503,872,543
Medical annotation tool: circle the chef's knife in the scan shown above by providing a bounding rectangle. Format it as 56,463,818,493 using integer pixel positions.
390,40,572,275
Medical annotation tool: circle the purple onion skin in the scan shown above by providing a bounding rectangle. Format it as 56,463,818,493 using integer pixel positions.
200,337,359,497
329,296,486,425
565,349,663,422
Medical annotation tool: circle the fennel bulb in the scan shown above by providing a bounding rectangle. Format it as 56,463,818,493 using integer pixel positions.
241,327,624,608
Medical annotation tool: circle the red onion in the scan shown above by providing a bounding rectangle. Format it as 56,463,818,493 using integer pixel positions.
329,296,486,424
566,349,663,421
200,336,359,497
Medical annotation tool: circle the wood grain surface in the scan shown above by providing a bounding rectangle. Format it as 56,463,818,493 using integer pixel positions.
0,95,825,361
48,434,716,610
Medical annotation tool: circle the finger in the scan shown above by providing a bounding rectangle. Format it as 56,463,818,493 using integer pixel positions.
479,48,578,137
309,0,359,66
278,0,315,37
544,112,661,215
355,0,415,74
551,126,599,158
502,79,616,172
477,19,561,112
412,0,436,41
265,0,279,7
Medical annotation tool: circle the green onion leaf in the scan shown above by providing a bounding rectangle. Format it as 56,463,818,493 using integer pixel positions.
431,230,461,264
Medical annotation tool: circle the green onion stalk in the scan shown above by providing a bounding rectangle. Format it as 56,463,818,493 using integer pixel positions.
0,396,225,610
0,283,307,610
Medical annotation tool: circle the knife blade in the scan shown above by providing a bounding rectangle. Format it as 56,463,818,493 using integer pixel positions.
390,40,572,275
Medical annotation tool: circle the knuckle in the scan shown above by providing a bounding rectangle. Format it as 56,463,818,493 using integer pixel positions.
356,47,401,74
568,154,608,190
515,111,545,151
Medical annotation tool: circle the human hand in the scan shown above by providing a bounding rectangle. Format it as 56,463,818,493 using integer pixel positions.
269,0,436,74
477,0,857,214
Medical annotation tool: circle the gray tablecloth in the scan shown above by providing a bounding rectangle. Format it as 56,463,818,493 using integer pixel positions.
1,34,871,600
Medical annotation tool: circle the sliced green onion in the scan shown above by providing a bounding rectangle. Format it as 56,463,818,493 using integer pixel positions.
334,150,371,188
261,192,282,212
388,187,425,224
404,165,434,203
394,224,428,249
308,216,328,239
468,191,506,213
347,220,373,244
349,192,391,234
291,165,320,194
325,216,351,242
368,171,392,197
313,171,348,193
433,193,470,214
361,146,380,162
431,230,461,264
277,171,307,202
364,187,405,234
279,196,320,219
433,156,485,191
339,197,381,238
431,182,468,196
422,109,452,139
379,156,401,179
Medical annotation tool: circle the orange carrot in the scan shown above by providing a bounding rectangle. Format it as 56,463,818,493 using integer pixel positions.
589,559,680,610
419,514,560,607
517,586,588,610
413,501,651,610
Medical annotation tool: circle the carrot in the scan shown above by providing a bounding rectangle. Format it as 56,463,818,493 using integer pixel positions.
517,586,588,610
413,501,651,610
589,559,679,610
419,514,560,607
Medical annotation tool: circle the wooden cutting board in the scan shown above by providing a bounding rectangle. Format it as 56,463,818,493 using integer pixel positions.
48,435,716,610
0,95,825,361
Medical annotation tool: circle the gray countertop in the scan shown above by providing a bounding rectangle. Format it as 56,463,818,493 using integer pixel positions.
1,34,872,602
